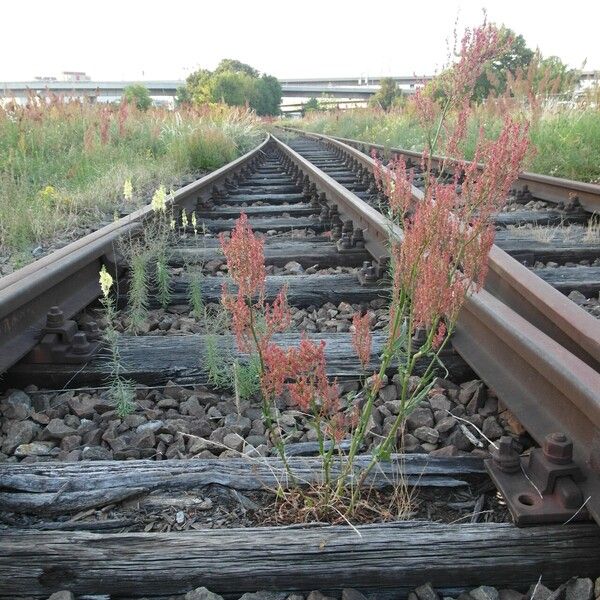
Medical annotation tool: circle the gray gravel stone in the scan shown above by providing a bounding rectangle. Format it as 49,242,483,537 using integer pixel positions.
81,445,112,460
469,586,499,600
406,407,434,429
414,582,440,600
3,420,38,454
527,582,552,600
3,390,32,420
136,420,164,434
435,416,457,433
565,577,594,600
185,587,224,600
446,427,473,451
342,590,367,600
239,592,288,600
413,426,440,444
223,432,244,451
482,416,504,441
43,418,76,440
379,384,397,402
284,261,303,274
223,414,252,436
429,393,451,412
48,592,75,600
14,441,55,457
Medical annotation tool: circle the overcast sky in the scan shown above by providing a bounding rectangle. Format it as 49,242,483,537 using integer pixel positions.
2,0,597,81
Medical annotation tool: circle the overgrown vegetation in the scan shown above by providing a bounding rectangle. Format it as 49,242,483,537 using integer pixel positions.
178,59,282,116
121,184,174,332
369,77,404,110
122,84,152,111
290,101,600,183
218,21,532,519
98,265,136,417
289,24,599,183
0,100,263,265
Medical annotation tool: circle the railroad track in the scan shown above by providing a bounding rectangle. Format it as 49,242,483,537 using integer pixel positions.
0,131,599,598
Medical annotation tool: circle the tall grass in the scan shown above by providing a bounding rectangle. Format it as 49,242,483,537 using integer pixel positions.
0,99,263,264
289,101,600,184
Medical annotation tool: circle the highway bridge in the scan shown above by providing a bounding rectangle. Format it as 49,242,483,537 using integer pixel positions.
0,77,428,101
1,71,595,104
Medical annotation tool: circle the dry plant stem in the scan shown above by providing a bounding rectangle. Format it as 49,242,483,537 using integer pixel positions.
247,302,296,485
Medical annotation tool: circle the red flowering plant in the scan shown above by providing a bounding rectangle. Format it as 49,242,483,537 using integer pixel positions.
220,22,531,517
329,22,532,510
220,214,355,494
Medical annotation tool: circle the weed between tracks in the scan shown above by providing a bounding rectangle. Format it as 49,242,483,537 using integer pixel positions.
91,20,534,521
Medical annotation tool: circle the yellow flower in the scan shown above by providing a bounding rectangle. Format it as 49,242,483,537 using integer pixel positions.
123,178,133,202
151,185,167,212
181,211,188,228
191,211,197,234
39,185,57,201
170,218,176,230
99,265,114,298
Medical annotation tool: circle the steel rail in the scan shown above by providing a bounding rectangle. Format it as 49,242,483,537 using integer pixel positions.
281,126,600,213
273,130,600,523
293,129,600,371
0,135,271,374
1,127,599,522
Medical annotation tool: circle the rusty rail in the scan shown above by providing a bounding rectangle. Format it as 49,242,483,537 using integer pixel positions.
274,129,600,524
0,135,271,374
2,125,599,524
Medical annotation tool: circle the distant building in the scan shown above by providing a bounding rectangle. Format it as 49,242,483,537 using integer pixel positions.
60,71,91,82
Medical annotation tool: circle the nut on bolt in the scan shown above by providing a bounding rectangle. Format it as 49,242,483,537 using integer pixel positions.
46,306,65,328
492,436,521,473
360,261,378,283
543,432,573,465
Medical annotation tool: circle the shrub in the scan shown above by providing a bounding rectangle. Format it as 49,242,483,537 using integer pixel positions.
122,84,152,111
0,100,263,263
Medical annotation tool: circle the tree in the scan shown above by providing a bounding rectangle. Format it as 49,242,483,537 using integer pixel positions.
302,98,320,114
472,26,534,100
181,60,282,116
254,75,282,116
369,77,402,110
175,85,192,106
534,55,578,94
207,71,254,106
215,59,259,78
122,84,152,111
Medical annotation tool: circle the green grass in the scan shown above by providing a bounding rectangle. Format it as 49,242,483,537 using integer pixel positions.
287,104,600,184
0,101,264,265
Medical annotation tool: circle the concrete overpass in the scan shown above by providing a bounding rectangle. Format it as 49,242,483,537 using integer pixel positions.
280,75,431,87
0,78,420,100
3,72,595,104
0,80,184,99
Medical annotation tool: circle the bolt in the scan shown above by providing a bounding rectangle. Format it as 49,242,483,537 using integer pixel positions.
46,306,65,329
361,261,378,282
492,435,521,473
71,332,91,355
338,232,353,249
83,321,101,341
352,229,365,248
543,432,573,465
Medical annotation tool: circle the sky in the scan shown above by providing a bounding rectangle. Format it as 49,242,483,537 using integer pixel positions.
1,0,598,82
